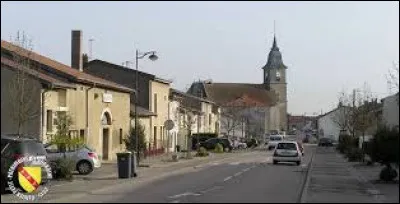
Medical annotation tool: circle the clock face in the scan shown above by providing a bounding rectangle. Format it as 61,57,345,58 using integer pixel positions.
276,72,281,81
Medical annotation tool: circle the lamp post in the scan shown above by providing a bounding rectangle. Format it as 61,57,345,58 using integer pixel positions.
135,49,158,163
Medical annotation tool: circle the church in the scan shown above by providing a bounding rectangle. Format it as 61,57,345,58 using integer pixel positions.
187,35,288,138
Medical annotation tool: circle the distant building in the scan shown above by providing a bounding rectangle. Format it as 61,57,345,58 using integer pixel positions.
381,93,399,129
187,35,288,139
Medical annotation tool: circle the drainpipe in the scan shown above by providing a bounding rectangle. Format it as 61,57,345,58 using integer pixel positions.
86,84,95,144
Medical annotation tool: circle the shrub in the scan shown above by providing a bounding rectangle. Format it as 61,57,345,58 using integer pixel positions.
53,158,75,181
365,126,399,181
345,147,364,162
380,165,398,182
337,134,357,154
214,143,224,153
124,122,147,161
195,147,209,157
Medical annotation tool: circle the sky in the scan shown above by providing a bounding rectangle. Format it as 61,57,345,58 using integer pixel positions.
1,1,399,115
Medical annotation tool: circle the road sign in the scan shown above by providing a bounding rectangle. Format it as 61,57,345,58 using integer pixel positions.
164,119,175,131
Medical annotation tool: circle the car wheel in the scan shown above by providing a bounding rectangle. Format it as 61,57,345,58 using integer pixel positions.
296,161,301,166
273,160,278,165
77,160,93,175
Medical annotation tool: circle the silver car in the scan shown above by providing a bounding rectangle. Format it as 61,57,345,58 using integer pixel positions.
44,144,101,175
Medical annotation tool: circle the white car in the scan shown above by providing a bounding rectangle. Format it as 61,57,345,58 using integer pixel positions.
272,141,302,165
267,135,284,150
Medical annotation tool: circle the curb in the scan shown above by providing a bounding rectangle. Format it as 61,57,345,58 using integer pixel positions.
298,146,316,203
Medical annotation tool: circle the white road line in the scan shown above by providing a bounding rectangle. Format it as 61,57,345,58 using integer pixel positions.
168,192,201,199
234,172,242,177
230,162,240,165
223,176,233,182
169,200,180,203
242,167,251,172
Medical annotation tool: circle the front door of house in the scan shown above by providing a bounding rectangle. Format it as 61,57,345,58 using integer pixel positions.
102,128,109,160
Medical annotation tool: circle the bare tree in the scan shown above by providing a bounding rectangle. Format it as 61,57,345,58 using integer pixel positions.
332,89,353,134
7,32,42,135
387,62,399,94
220,106,247,136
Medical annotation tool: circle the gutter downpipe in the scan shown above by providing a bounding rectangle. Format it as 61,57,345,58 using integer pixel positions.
86,83,95,145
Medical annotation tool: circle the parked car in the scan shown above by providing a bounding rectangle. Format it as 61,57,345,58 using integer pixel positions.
191,133,218,150
273,141,302,165
1,135,49,193
318,138,333,147
246,138,259,148
198,138,233,152
232,139,247,149
44,143,101,175
267,135,283,150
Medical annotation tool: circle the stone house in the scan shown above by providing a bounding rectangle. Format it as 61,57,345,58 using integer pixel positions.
1,38,132,161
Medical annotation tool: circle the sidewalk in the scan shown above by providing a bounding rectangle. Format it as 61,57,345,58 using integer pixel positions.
1,150,259,203
351,162,399,203
302,147,386,203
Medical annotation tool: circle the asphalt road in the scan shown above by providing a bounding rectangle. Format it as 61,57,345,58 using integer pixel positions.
101,145,315,203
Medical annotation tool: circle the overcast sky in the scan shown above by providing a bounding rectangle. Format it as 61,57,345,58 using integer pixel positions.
1,1,399,115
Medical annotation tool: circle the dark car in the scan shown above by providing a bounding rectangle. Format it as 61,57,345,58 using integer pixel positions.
198,138,233,152
246,138,259,148
318,138,333,147
191,133,218,150
1,135,49,194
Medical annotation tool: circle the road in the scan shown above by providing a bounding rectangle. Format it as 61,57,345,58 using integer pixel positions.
82,144,315,203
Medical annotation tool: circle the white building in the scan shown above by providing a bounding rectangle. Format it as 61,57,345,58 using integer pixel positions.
317,106,350,142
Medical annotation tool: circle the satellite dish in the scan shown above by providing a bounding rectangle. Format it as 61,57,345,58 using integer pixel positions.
164,119,175,131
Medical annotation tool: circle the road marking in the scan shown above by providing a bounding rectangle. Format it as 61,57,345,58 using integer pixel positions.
242,167,251,172
169,200,180,203
234,172,242,177
223,176,233,182
200,186,222,194
229,162,240,165
168,192,201,199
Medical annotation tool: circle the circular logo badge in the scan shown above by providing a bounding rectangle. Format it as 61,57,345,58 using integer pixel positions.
7,156,52,201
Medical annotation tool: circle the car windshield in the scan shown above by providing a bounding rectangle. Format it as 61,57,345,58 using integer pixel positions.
277,143,297,150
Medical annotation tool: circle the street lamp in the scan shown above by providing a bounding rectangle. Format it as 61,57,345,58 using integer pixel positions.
135,49,158,162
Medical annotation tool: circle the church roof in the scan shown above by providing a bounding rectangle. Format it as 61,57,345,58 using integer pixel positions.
201,82,278,107
263,36,287,70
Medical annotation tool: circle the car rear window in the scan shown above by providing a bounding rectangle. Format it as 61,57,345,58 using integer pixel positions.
21,141,46,155
277,143,297,150
270,136,283,141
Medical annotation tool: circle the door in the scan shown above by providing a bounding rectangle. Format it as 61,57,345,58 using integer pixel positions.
102,128,109,160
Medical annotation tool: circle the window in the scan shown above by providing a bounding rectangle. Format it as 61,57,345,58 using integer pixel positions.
80,129,85,140
46,110,53,132
209,114,212,126
58,89,67,107
277,143,296,150
153,93,158,113
119,128,123,145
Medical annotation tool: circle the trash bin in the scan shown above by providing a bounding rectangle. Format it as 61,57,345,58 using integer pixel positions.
131,152,138,177
176,145,181,152
116,152,132,179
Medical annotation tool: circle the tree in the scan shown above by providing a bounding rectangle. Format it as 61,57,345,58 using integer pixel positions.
220,106,246,136
51,112,83,158
6,32,42,135
387,62,399,95
124,121,147,161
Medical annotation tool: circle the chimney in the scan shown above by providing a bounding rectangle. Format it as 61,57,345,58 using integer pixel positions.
71,30,83,72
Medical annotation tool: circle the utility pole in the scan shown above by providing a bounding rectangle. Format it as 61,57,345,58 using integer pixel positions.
352,89,356,138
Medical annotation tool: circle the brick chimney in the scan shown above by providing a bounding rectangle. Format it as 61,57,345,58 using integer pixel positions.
71,30,83,72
